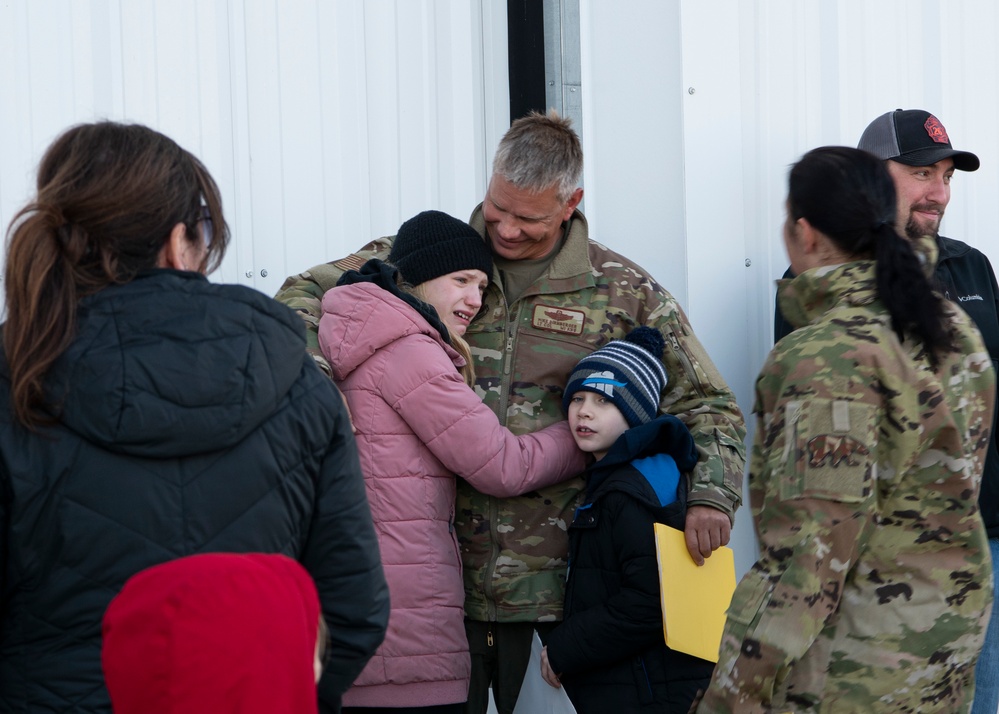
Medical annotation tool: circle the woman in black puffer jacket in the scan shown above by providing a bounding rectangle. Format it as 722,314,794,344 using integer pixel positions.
0,121,388,714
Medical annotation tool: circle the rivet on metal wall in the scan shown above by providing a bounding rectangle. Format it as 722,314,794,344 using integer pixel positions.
245,271,254,278
260,269,268,277
745,258,752,267
688,87,696,95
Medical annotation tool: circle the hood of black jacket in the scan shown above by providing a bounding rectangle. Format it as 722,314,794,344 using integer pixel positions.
36,270,309,458
584,415,697,503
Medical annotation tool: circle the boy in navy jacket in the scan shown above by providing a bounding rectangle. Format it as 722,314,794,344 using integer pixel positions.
541,327,715,713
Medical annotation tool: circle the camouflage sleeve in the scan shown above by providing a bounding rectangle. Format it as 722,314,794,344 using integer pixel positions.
274,238,394,377
647,299,747,520
698,388,876,711
700,499,870,711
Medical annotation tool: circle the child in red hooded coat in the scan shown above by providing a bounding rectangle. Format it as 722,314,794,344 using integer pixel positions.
102,552,325,714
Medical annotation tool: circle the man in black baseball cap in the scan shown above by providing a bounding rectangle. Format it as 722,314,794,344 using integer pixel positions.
858,108,979,170
858,108,979,240
777,109,999,714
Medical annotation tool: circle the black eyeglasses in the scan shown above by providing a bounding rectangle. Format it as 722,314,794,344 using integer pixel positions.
195,205,213,247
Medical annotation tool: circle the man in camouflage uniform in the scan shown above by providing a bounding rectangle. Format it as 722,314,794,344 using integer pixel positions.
276,111,746,714
696,187,995,709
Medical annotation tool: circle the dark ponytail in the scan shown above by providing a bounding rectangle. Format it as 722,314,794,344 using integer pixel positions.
870,221,950,361
3,121,230,428
788,146,951,365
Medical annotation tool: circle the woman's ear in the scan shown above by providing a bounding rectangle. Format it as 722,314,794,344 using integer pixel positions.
794,217,820,255
156,223,192,271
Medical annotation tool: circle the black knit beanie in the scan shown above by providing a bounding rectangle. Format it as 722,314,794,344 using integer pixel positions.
562,326,668,427
388,210,493,287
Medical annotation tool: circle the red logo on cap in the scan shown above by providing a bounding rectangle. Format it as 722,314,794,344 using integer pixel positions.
924,116,950,144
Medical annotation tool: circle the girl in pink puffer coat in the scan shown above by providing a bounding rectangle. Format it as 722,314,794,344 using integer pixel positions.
318,211,585,714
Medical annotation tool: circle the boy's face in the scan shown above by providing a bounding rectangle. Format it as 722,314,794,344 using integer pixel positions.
567,391,630,461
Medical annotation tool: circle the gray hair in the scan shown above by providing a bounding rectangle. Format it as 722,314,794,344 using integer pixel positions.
491,110,583,203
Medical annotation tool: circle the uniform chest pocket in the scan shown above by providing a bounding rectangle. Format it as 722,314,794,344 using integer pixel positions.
777,398,876,503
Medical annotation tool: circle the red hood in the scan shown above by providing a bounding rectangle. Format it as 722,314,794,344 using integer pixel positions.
102,553,320,714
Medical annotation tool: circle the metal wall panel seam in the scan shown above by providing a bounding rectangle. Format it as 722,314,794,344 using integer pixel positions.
225,0,257,287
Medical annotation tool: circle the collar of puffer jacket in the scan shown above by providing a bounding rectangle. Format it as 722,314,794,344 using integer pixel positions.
337,258,452,343
320,277,464,383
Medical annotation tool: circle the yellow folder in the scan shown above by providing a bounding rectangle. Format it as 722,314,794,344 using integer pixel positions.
653,523,737,663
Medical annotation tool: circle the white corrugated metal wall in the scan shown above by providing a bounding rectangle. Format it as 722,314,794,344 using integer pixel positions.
578,0,999,578
0,0,509,294
2,0,998,585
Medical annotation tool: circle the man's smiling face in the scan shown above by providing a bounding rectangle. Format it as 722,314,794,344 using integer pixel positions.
886,157,954,239
481,175,581,261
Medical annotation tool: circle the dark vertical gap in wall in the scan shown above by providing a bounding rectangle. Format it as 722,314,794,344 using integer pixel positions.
507,0,547,124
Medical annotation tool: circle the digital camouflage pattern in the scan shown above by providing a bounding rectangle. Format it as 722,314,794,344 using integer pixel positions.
696,259,996,714
276,205,747,622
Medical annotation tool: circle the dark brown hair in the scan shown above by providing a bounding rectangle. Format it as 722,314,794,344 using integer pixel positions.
788,146,950,365
3,121,230,427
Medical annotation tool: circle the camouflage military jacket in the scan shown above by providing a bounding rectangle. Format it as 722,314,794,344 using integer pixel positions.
697,261,996,714
275,206,746,622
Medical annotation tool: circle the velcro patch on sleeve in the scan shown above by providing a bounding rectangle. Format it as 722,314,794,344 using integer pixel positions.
781,398,875,502
332,254,367,272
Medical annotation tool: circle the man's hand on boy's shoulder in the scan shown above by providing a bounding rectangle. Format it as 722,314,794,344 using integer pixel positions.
684,505,732,566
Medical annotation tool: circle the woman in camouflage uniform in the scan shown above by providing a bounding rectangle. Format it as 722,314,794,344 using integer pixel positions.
696,146,995,713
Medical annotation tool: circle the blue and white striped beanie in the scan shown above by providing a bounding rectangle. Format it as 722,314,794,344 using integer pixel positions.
562,326,668,427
